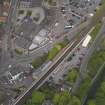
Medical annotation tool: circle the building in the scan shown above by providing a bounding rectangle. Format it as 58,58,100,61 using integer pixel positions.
82,35,91,47
29,29,49,50
0,1,10,22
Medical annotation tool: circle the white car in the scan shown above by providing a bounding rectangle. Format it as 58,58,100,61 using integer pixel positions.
64,25,74,29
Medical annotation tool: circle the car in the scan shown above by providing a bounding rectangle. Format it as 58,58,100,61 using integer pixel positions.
64,25,74,29
55,22,59,26
61,7,66,14
8,65,12,68
61,7,66,11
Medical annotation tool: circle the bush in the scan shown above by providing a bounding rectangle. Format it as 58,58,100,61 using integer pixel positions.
48,44,62,60
19,10,24,14
66,69,78,85
31,91,45,105
31,53,48,69
15,48,23,55
26,11,32,16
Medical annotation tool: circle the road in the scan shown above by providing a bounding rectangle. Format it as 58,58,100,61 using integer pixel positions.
0,0,19,64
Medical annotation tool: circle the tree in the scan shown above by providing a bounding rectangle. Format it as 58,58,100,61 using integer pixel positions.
96,82,105,98
31,53,48,69
53,93,60,105
66,69,78,84
24,99,34,105
100,82,105,93
71,96,81,105
77,75,91,99
31,91,45,105
87,99,96,105
96,98,105,105
53,91,71,105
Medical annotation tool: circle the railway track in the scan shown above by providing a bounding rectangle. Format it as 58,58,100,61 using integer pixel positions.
13,25,91,105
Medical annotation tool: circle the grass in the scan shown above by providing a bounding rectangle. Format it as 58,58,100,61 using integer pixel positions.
100,38,105,50
31,38,69,69
90,22,102,40
48,44,62,60
92,0,105,23
48,38,69,60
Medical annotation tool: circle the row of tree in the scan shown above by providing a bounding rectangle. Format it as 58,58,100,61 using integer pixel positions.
87,81,105,105
24,90,81,105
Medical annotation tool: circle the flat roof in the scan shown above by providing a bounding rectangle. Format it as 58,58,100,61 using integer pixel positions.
0,16,7,20
82,35,91,47
29,43,38,50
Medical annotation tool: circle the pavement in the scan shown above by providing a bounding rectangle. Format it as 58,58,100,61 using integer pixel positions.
52,39,88,84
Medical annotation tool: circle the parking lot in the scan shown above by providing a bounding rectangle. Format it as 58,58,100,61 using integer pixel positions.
12,0,102,55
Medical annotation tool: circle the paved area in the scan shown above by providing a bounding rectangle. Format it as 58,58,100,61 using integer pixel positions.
52,44,88,83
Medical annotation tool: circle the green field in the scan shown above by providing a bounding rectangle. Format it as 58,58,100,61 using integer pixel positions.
48,44,62,60
90,22,102,40
48,38,69,60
